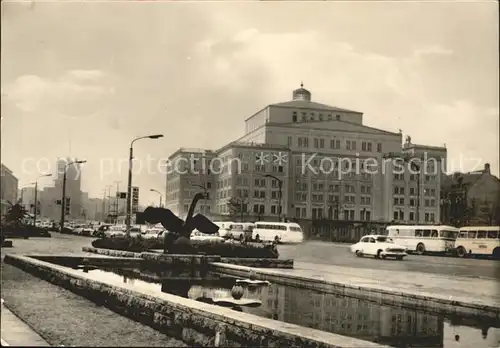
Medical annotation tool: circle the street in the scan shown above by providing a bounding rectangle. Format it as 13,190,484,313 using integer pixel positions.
4,234,500,281
279,241,500,281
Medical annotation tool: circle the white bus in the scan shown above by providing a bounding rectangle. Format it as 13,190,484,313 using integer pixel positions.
252,222,304,244
386,225,459,255
455,226,500,259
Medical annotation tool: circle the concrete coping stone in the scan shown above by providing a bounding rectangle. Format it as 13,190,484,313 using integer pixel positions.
211,262,500,317
5,254,389,348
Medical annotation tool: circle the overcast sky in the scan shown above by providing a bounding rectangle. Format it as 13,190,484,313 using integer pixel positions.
1,1,498,204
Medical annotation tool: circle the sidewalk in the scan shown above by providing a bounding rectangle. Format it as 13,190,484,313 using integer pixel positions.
1,299,50,346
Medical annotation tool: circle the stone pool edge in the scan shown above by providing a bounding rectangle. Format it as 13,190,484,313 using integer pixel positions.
211,262,500,320
82,246,294,268
4,254,388,348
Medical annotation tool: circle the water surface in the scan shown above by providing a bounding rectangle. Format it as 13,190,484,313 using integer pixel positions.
75,266,500,348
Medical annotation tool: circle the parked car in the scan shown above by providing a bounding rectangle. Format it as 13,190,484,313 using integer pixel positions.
104,225,126,238
226,223,254,241
191,229,225,243
213,221,234,239
72,225,84,235
94,224,111,237
350,235,408,260
142,228,165,240
79,225,94,236
128,226,142,238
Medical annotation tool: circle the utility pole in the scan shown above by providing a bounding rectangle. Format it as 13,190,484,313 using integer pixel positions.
107,185,111,216
264,174,283,222
126,134,164,235
241,199,244,222
102,189,107,222
114,181,120,224
60,160,86,232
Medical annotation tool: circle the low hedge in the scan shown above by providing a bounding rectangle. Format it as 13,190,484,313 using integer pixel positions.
92,237,163,253
91,237,278,258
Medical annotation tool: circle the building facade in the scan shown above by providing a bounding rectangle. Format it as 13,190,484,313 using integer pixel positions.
54,158,83,219
165,85,447,232
0,163,19,218
19,186,38,213
382,138,447,224
440,163,500,226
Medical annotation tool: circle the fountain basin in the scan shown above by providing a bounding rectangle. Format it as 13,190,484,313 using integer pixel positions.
4,254,388,348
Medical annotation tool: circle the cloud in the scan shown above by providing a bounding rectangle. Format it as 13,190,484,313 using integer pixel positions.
3,69,114,119
191,28,498,175
192,29,455,102
413,45,454,59
422,101,499,173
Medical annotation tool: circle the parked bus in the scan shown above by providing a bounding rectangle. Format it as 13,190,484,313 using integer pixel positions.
252,222,304,244
455,226,500,259
386,225,459,255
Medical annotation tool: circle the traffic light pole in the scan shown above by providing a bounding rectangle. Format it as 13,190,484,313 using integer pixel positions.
59,170,67,232
33,181,38,226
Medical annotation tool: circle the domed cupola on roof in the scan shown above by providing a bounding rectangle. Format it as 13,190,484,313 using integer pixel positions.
292,82,311,101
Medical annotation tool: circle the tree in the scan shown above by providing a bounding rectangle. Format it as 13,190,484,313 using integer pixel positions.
226,197,245,219
4,199,28,226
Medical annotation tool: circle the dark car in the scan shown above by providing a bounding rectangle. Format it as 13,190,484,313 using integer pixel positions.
94,224,111,238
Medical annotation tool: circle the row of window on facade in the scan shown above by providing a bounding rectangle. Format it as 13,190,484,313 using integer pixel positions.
393,211,436,222
296,207,372,221
180,204,211,214
171,160,286,177
296,193,372,205
292,136,383,153
297,157,375,171
292,110,342,123
394,187,437,196
183,191,212,199
214,204,281,215
393,174,438,181
296,183,372,194
293,168,373,180
393,197,437,207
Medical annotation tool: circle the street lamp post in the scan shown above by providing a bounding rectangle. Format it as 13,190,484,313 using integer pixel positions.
107,185,112,218
20,188,26,208
264,174,283,222
60,160,86,232
103,184,111,223
32,174,52,226
126,134,163,235
238,197,248,222
150,189,163,207
408,160,421,223
102,188,108,222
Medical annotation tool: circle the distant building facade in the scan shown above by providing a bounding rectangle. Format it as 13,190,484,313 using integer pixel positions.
54,158,83,219
166,85,449,240
1,163,19,218
440,163,500,226
19,186,38,213
36,158,86,221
